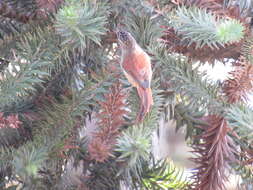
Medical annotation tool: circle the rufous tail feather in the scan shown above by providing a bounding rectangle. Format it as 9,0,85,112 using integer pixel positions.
143,87,153,113
136,87,153,122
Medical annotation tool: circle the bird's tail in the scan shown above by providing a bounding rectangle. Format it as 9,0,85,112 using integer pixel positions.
136,87,153,122
143,87,153,113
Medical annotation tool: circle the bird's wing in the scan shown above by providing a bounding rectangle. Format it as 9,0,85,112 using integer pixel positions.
122,52,152,89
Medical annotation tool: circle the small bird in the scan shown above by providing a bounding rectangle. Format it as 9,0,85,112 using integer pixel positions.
117,30,153,122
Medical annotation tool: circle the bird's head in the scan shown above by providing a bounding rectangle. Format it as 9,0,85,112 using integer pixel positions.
116,30,136,48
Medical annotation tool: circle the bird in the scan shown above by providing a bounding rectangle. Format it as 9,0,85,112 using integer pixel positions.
116,30,153,122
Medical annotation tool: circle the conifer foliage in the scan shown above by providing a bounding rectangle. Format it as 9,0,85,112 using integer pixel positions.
88,81,128,162
0,0,252,189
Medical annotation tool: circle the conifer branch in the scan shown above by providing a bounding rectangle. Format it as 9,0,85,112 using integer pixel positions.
36,0,64,13
169,6,245,49
242,35,253,62
0,21,50,59
124,12,165,48
0,0,58,24
88,81,128,162
226,104,253,185
84,159,121,189
226,104,253,144
190,115,236,190
12,146,48,181
0,56,49,110
0,1,35,23
55,0,108,52
141,159,189,189
0,113,29,149
116,124,151,182
178,0,250,19
0,148,12,183
222,56,253,103
174,103,207,139
150,44,223,113
162,26,242,63
162,2,249,63
0,98,76,189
